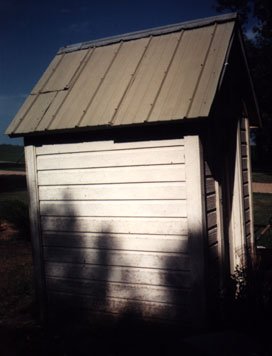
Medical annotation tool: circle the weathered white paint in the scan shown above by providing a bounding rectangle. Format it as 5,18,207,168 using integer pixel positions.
42,232,189,253
38,164,186,185
36,138,192,323
36,138,184,155
46,277,190,305
37,146,185,170
45,262,192,288
44,247,190,270
39,182,187,201
48,291,189,322
41,216,188,235
184,135,207,326
229,120,246,272
24,145,46,321
244,118,254,257
40,200,187,217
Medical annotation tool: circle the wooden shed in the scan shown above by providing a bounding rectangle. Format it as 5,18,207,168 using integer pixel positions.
6,13,260,327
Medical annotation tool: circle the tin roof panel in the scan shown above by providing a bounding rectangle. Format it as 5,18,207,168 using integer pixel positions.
6,14,246,136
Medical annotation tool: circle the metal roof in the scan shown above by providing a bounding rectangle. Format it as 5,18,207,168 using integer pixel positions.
7,14,238,136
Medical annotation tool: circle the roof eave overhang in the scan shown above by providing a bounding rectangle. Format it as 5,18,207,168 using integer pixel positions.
8,116,209,139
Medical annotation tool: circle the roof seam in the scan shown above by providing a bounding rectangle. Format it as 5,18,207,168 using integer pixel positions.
45,47,95,131
77,42,124,128
109,36,153,126
185,23,218,118
33,91,59,132
12,53,65,133
32,53,65,95
145,31,184,123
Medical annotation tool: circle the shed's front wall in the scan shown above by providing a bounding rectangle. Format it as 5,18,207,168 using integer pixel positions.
25,135,206,325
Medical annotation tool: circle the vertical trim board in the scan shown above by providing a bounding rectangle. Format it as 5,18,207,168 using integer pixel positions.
184,135,207,326
24,145,47,321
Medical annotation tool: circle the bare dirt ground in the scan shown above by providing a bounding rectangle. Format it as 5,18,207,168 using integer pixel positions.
0,170,26,176
253,182,272,194
0,223,40,355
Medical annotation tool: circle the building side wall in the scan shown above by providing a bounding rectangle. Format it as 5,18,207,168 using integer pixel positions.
30,137,203,324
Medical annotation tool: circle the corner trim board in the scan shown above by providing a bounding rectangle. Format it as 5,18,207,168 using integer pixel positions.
184,135,207,326
25,145,47,321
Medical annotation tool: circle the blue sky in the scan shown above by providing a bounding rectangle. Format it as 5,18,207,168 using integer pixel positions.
0,0,220,145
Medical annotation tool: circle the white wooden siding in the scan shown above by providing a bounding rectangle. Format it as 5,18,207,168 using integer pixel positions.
42,232,188,252
35,137,195,323
39,182,186,200
240,118,254,259
38,165,185,185
204,159,221,314
45,263,192,288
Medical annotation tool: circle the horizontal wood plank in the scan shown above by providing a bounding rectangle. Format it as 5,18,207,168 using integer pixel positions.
44,247,190,270
40,200,187,218
46,277,190,305
245,222,251,236
243,183,249,197
45,262,192,288
245,209,250,223
206,194,216,212
241,144,247,157
38,164,185,185
48,291,189,321
205,178,215,194
208,227,217,246
42,232,188,253
240,130,247,144
39,182,187,201
37,146,185,170
242,171,248,183
36,139,184,155
244,196,250,210
207,211,217,229
242,158,248,171
41,216,188,235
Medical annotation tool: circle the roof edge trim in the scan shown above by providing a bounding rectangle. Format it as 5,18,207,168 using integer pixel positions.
237,29,262,127
58,13,238,54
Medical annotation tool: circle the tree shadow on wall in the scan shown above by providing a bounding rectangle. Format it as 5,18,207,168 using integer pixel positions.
38,191,210,355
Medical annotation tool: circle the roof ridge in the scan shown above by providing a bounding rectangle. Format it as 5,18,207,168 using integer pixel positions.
58,12,237,54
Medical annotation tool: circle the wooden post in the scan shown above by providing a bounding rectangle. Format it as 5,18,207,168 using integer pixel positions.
24,144,47,322
184,135,207,327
